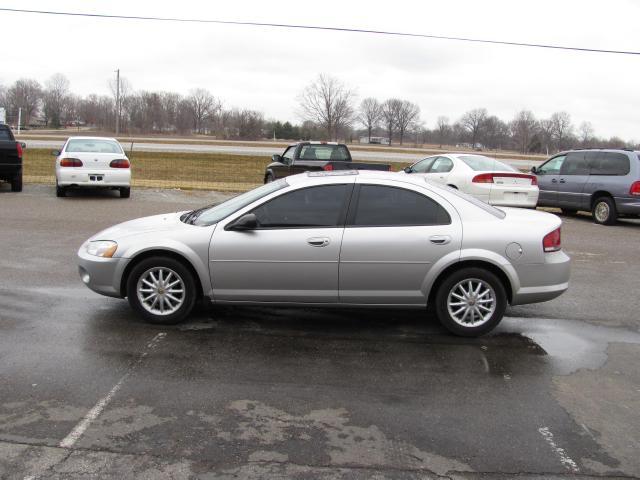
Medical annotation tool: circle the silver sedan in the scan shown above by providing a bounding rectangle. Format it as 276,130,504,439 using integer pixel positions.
77,170,570,336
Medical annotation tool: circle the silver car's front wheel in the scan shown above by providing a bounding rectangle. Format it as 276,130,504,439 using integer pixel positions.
435,267,507,337
127,256,197,324
136,267,185,316
447,279,496,328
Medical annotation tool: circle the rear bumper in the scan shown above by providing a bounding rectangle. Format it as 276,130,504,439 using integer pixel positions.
57,168,131,188
614,196,640,215
511,250,570,305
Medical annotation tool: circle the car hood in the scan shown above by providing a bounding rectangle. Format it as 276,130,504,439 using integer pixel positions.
90,212,189,241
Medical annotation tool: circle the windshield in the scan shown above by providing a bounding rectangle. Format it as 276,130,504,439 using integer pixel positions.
459,155,516,172
187,179,288,226
66,139,123,154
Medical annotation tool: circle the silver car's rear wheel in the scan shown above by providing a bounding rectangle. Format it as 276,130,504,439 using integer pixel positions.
435,267,507,337
136,267,185,316
447,278,496,328
126,256,197,324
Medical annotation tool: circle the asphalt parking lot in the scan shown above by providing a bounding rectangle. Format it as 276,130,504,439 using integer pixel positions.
1,184,639,480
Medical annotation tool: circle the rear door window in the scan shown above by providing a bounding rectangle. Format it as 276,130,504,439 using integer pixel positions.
348,185,451,227
560,152,590,175
590,152,630,176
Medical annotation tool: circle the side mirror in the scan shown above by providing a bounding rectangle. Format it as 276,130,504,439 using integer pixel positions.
403,166,413,173
530,166,537,174
20,142,26,149
272,154,284,163
228,213,258,231
51,150,60,156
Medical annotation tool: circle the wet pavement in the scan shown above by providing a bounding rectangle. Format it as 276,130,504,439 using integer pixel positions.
1,184,639,479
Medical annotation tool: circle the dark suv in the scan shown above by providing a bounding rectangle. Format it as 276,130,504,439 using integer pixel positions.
533,149,640,225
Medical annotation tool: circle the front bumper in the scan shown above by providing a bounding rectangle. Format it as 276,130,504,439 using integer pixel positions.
57,168,131,188
511,250,571,305
77,246,130,298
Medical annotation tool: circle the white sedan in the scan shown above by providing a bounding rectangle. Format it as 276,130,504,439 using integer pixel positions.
401,153,539,208
55,137,131,198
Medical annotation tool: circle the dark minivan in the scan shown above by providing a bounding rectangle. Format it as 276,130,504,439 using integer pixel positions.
533,149,640,225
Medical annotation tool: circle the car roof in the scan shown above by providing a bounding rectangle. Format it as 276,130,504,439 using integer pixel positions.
66,136,120,142
287,169,439,190
287,141,344,148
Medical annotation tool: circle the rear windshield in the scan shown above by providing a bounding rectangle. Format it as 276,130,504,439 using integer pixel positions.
459,155,516,172
298,144,350,161
66,139,123,154
0,128,12,141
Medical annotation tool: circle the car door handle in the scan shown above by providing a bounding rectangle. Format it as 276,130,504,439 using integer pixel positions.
559,179,566,184
307,237,330,247
429,235,451,245
551,179,558,183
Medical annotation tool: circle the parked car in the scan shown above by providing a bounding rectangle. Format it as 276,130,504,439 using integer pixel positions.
54,137,131,198
533,149,640,225
77,170,569,337
401,153,539,208
0,124,25,192
264,141,390,183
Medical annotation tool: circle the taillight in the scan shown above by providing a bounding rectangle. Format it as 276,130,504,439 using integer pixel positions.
472,173,494,183
60,158,83,167
630,181,640,196
322,164,334,171
543,227,561,253
472,173,537,185
110,159,130,168
16,142,23,158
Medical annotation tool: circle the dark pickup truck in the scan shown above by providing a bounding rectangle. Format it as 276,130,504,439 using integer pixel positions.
264,142,390,183
0,125,25,192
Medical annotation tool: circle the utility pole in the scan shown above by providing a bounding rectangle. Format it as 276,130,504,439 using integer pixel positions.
17,107,22,134
115,69,120,136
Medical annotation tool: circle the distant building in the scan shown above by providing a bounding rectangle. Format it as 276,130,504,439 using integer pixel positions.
359,136,390,145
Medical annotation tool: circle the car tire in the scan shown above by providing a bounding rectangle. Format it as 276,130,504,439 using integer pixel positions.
265,173,274,184
126,256,197,325
560,208,577,216
120,187,131,198
10,172,22,192
434,267,507,337
592,196,617,225
56,183,66,197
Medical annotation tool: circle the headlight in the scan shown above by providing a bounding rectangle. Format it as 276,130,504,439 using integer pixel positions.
86,240,118,258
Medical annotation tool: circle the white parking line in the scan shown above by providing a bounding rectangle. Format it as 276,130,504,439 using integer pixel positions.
58,332,166,449
538,426,580,473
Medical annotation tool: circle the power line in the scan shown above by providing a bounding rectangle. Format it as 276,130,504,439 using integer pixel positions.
1,7,639,56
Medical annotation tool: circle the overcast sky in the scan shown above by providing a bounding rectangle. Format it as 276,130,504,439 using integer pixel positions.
1,0,638,139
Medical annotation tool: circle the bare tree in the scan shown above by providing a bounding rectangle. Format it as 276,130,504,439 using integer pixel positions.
358,97,382,142
394,100,420,145
550,112,573,151
381,98,401,146
43,73,71,128
436,116,450,148
460,108,488,147
7,78,42,127
579,121,594,147
510,110,538,154
298,74,356,141
187,88,221,134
